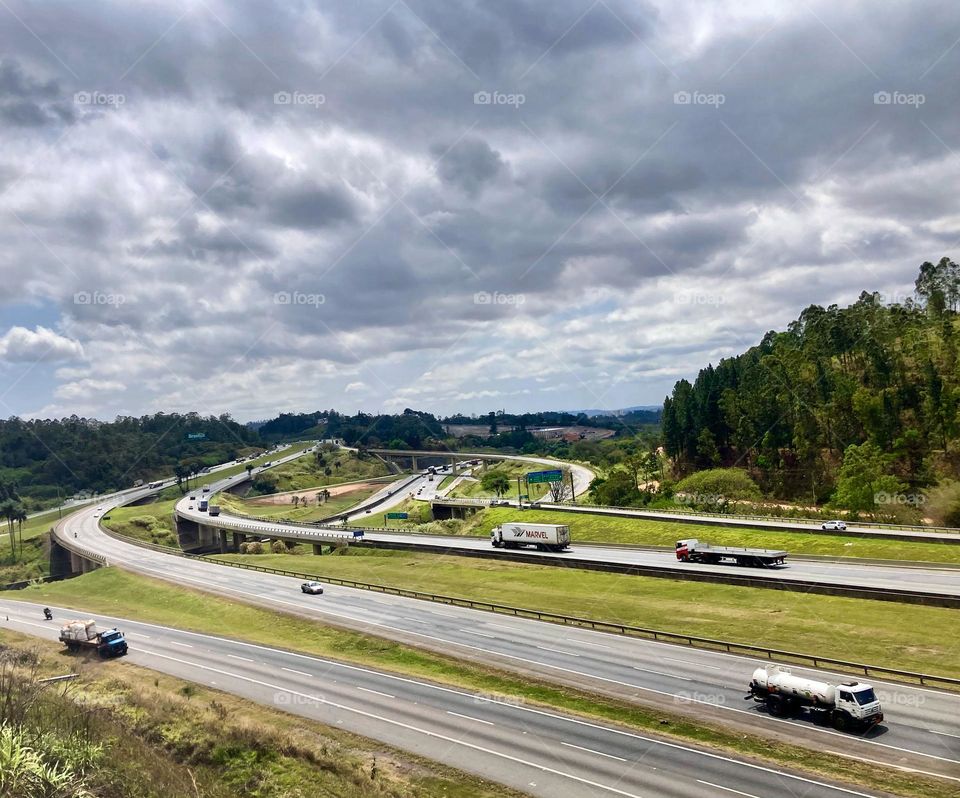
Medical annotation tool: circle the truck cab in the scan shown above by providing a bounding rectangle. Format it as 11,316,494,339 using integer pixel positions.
835,683,883,727
98,629,128,657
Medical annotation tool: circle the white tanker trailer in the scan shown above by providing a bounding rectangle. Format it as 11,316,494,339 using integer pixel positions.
747,664,883,731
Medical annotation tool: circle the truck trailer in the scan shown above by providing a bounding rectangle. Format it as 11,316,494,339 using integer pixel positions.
59,619,128,658
491,522,570,551
675,538,787,567
747,664,883,731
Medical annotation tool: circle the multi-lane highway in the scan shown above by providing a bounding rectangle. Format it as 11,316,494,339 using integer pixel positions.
0,599,908,798
173,468,960,604
44,499,960,785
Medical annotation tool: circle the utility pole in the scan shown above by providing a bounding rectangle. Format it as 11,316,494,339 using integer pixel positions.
569,470,576,503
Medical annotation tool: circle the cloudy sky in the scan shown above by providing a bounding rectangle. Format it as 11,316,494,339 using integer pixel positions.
0,0,957,421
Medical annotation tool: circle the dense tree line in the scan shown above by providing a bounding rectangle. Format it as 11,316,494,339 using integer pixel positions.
662,258,960,500
0,413,257,508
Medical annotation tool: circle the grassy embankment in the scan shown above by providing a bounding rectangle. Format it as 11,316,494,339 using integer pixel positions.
256,449,392,494
446,459,550,501
0,629,517,798
0,505,87,584
218,486,380,523
214,546,960,678
12,569,953,798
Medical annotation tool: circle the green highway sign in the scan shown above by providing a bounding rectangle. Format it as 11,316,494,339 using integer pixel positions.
385,512,408,519
187,432,207,440
526,469,563,484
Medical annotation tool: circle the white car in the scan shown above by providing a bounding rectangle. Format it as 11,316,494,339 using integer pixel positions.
821,520,847,531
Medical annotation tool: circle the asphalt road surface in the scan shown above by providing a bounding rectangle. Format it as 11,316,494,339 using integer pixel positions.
50,500,960,783
0,598,921,798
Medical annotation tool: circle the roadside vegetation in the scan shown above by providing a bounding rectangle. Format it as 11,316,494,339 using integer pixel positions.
0,629,519,798
13,569,953,798
218,485,380,523
215,545,960,677
247,447,390,496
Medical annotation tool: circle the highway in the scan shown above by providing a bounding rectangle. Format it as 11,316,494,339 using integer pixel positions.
173,471,960,603
0,600,901,798
47,499,960,783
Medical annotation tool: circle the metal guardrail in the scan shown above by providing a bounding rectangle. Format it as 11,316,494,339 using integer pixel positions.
93,524,960,690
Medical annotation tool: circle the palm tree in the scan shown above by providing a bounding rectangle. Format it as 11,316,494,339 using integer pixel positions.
15,506,27,560
0,499,17,561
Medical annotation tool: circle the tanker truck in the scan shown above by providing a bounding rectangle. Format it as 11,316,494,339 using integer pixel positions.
491,522,570,552
747,664,883,731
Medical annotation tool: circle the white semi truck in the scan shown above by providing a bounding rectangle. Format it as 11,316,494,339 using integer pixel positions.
675,538,787,567
747,664,883,731
491,522,570,552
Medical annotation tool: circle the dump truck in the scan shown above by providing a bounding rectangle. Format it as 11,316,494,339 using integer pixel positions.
491,522,570,551
747,664,883,731
675,538,787,567
59,619,128,658
207,504,221,516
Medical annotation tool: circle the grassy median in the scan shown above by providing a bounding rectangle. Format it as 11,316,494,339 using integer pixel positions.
404,506,960,564
0,629,519,798
8,568,953,798
209,546,960,678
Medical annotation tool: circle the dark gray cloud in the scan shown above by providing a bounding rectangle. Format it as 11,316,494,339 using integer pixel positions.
0,1,956,419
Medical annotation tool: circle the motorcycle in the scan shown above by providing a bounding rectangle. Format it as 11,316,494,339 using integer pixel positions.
43,608,53,621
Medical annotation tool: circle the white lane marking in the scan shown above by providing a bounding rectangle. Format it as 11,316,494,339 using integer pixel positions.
484,622,523,632
661,657,720,669
357,686,395,699
138,648,642,798
447,711,494,726
633,666,691,681
60,558,959,768
227,654,255,663
462,630,497,639
824,751,960,784
536,645,579,657
127,632,152,639
565,638,611,649
282,667,313,678
560,741,626,762
931,730,960,739
170,641,193,648
696,781,761,798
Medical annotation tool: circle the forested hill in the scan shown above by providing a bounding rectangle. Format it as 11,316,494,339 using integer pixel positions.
662,258,960,499
0,413,257,509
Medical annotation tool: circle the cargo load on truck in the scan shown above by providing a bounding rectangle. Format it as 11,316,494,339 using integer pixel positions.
491,522,570,552
746,664,883,731
675,538,787,567
59,619,128,658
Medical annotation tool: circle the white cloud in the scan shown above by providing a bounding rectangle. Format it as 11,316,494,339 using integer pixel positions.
0,326,84,363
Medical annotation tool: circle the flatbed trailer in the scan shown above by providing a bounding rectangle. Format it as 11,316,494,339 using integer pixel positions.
676,538,787,567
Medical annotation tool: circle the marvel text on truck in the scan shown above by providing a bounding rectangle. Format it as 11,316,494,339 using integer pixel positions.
491,522,570,552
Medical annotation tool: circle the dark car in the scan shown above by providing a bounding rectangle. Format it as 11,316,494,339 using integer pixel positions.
301,581,324,595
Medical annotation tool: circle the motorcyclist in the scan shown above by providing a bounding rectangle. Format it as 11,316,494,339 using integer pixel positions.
43,607,53,620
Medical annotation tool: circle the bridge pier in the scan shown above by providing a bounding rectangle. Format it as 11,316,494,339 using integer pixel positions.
451,456,458,475
218,529,229,554
312,543,324,555
232,532,245,551
411,455,418,471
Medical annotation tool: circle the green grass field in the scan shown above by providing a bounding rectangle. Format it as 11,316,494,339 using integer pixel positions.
218,486,379,523
14,568,951,798
212,547,960,678
262,449,391,493
411,506,960,564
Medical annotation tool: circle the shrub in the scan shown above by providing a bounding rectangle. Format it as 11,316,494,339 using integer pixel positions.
924,481,960,526
270,540,286,554
675,468,761,508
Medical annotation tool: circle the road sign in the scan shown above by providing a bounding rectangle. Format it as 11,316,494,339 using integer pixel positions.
187,432,207,440
385,512,408,520
526,469,562,484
